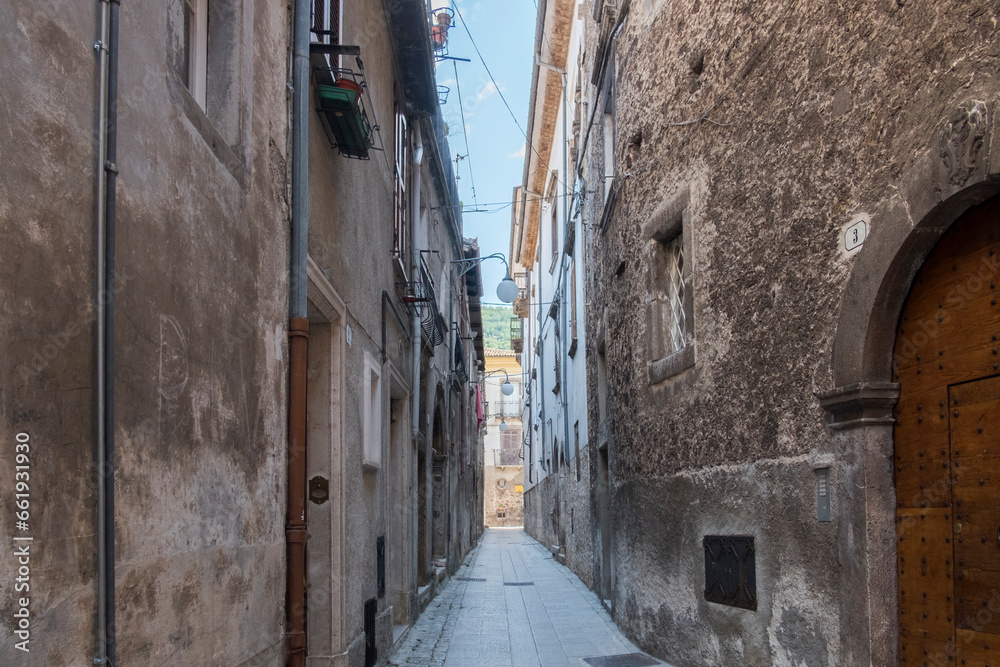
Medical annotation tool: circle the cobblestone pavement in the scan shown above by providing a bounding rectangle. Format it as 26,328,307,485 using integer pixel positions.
389,527,669,667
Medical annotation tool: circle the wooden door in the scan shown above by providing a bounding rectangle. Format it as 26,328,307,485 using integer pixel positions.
894,198,1000,666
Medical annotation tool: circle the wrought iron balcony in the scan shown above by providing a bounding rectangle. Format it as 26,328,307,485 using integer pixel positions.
510,317,523,353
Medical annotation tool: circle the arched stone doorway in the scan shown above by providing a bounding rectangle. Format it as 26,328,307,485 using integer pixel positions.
893,197,1000,665
820,101,1000,665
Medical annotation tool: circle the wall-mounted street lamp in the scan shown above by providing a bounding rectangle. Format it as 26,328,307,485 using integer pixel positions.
452,252,519,304
482,368,514,396
499,419,508,432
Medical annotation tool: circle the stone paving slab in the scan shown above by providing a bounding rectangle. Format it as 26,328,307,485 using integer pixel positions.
389,528,672,667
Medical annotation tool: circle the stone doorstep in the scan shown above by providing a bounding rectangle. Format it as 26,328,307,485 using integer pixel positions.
547,543,567,565
392,623,411,649
416,583,434,614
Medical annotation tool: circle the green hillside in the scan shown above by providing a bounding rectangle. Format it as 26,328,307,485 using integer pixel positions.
481,306,514,350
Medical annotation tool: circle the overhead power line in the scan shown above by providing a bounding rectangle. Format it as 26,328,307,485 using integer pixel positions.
452,60,479,209
452,2,570,194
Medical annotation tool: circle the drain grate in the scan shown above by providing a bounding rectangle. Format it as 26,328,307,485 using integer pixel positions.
456,577,487,582
583,654,660,667
503,581,535,586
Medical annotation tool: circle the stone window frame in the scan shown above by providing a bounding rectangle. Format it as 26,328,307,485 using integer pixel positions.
644,188,695,384
169,0,254,186
362,352,383,470
547,171,560,274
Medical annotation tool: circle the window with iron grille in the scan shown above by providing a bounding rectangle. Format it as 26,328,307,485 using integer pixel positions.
311,0,341,44
663,235,685,354
650,233,685,357
646,188,695,383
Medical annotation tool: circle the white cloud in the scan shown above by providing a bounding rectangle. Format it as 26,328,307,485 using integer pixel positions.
476,81,505,105
508,145,526,160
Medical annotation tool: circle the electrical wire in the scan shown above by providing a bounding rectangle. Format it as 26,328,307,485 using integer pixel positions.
452,59,479,209
431,188,597,212
452,1,571,194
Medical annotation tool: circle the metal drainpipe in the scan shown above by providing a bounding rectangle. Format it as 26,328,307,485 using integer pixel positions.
99,1,120,663
445,277,453,570
409,122,424,593
410,122,424,442
560,68,571,493
286,0,310,662
94,0,110,662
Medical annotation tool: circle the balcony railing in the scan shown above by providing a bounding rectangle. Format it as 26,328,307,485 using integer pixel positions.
510,317,523,353
311,56,385,160
430,8,455,61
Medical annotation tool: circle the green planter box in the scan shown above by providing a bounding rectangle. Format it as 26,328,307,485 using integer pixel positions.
316,83,373,158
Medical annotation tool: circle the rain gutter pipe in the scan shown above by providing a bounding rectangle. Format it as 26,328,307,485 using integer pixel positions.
286,0,310,662
95,0,117,663
410,121,424,442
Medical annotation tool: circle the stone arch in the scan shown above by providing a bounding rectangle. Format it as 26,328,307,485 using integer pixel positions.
830,101,1000,391
817,100,1000,666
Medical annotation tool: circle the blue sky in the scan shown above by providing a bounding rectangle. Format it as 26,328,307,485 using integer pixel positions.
434,0,536,304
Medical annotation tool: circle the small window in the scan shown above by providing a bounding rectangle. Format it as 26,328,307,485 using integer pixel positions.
574,421,581,482
655,234,685,356
393,104,408,265
597,340,608,423
646,190,695,383
311,0,341,45
547,171,560,272
363,354,382,468
569,258,578,345
183,0,209,109
175,0,247,156
500,429,521,466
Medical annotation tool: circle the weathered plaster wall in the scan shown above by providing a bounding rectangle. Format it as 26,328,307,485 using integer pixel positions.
1,0,292,663
0,2,101,662
109,0,291,662
581,0,1000,665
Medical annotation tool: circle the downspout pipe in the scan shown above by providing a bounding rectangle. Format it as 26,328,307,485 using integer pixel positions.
286,0,310,663
410,121,424,442
409,121,424,592
99,1,120,663
94,0,110,663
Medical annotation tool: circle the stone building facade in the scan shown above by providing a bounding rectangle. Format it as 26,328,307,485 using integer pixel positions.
0,0,483,665
482,349,524,528
516,0,1000,665
512,0,596,585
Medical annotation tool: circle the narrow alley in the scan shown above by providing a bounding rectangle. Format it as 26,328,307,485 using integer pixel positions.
390,529,667,667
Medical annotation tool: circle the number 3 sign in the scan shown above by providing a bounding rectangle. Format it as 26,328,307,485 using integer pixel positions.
843,215,869,253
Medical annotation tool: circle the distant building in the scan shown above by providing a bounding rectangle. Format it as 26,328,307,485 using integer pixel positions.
482,349,524,527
